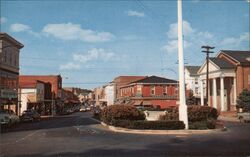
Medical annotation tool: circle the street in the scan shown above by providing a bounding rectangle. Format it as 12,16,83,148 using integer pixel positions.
1,112,250,157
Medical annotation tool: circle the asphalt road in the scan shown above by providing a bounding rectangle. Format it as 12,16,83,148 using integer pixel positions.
1,112,250,157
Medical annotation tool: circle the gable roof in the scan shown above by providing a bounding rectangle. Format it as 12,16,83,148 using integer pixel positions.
209,57,236,69
132,76,178,84
185,66,200,75
220,50,250,64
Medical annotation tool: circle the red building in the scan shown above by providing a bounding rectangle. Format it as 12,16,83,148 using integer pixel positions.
0,33,24,113
19,75,62,114
113,76,146,103
119,76,179,109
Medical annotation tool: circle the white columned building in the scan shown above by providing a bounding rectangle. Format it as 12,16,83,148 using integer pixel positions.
198,57,236,112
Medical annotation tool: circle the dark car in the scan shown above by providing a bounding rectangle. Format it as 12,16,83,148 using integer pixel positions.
20,110,41,122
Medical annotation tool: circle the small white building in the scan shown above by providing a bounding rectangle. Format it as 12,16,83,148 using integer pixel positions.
104,83,115,106
18,81,45,115
184,66,201,97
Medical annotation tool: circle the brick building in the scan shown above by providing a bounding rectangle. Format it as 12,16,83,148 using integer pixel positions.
112,76,146,103
19,75,62,114
0,33,24,113
198,50,250,112
119,76,179,109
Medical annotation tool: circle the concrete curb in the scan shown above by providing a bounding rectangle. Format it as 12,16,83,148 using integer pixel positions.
97,121,226,135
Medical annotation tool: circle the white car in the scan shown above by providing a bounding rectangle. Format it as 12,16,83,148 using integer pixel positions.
238,112,250,123
0,110,19,126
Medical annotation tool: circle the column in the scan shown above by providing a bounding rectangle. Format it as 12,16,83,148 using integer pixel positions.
200,79,204,106
220,77,225,111
213,78,217,109
233,77,237,105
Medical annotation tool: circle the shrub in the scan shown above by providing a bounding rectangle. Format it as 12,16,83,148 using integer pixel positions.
189,120,216,130
100,105,145,124
112,120,185,130
237,89,250,112
159,105,218,122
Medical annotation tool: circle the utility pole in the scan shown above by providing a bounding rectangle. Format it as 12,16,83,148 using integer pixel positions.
201,45,214,106
177,0,188,129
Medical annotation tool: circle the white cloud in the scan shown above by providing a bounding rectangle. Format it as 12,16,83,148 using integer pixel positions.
197,31,214,39
0,17,6,24
220,32,250,46
42,23,115,43
10,23,31,32
73,48,116,63
167,21,195,39
163,20,215,54
10,23,40,37
126,10,145,18
59,62,80,70
162,40,190,54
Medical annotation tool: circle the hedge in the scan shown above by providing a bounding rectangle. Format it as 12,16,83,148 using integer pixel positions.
159,105,218,122
100,105,145,124
189,120,216,130
111,120,185,130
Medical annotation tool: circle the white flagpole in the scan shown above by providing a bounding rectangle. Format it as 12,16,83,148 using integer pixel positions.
177,0,188,129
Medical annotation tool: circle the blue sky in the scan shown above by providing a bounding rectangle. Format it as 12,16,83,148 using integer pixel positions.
1,0,249,89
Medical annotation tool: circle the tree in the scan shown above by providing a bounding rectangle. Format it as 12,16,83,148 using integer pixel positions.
237,89,250,112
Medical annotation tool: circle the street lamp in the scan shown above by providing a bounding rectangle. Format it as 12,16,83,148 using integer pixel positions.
201,45,214,106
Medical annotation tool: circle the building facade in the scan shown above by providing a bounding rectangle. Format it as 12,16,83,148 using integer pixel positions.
185,66,201,97
18,81,45,115
112,76,146,103
19,75,62,114
119,76,179,109
0,33,24,114
198,50,250,112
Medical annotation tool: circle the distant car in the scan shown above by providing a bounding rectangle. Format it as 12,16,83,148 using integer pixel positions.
238,112,250,123
0,110,19,126
79,106,86,112
86,106,91,111
20,110,41,122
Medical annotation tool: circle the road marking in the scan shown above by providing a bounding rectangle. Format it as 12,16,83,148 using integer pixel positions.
0,130,40,146
89,117,101,123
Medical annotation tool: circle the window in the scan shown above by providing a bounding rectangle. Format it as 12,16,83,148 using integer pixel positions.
4,52,7,63
175,87,179,96
195,87,198,94
163,86,167,95
9,53,12,64
150,85,155,95
136,85,142,96
195,78,198,84
14,54,17,66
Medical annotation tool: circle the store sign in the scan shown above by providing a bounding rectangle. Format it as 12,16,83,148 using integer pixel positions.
0,89,17,99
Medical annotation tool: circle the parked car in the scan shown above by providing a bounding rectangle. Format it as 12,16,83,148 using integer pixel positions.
20,110,41,122
238,112,250,123
0,110,19,126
